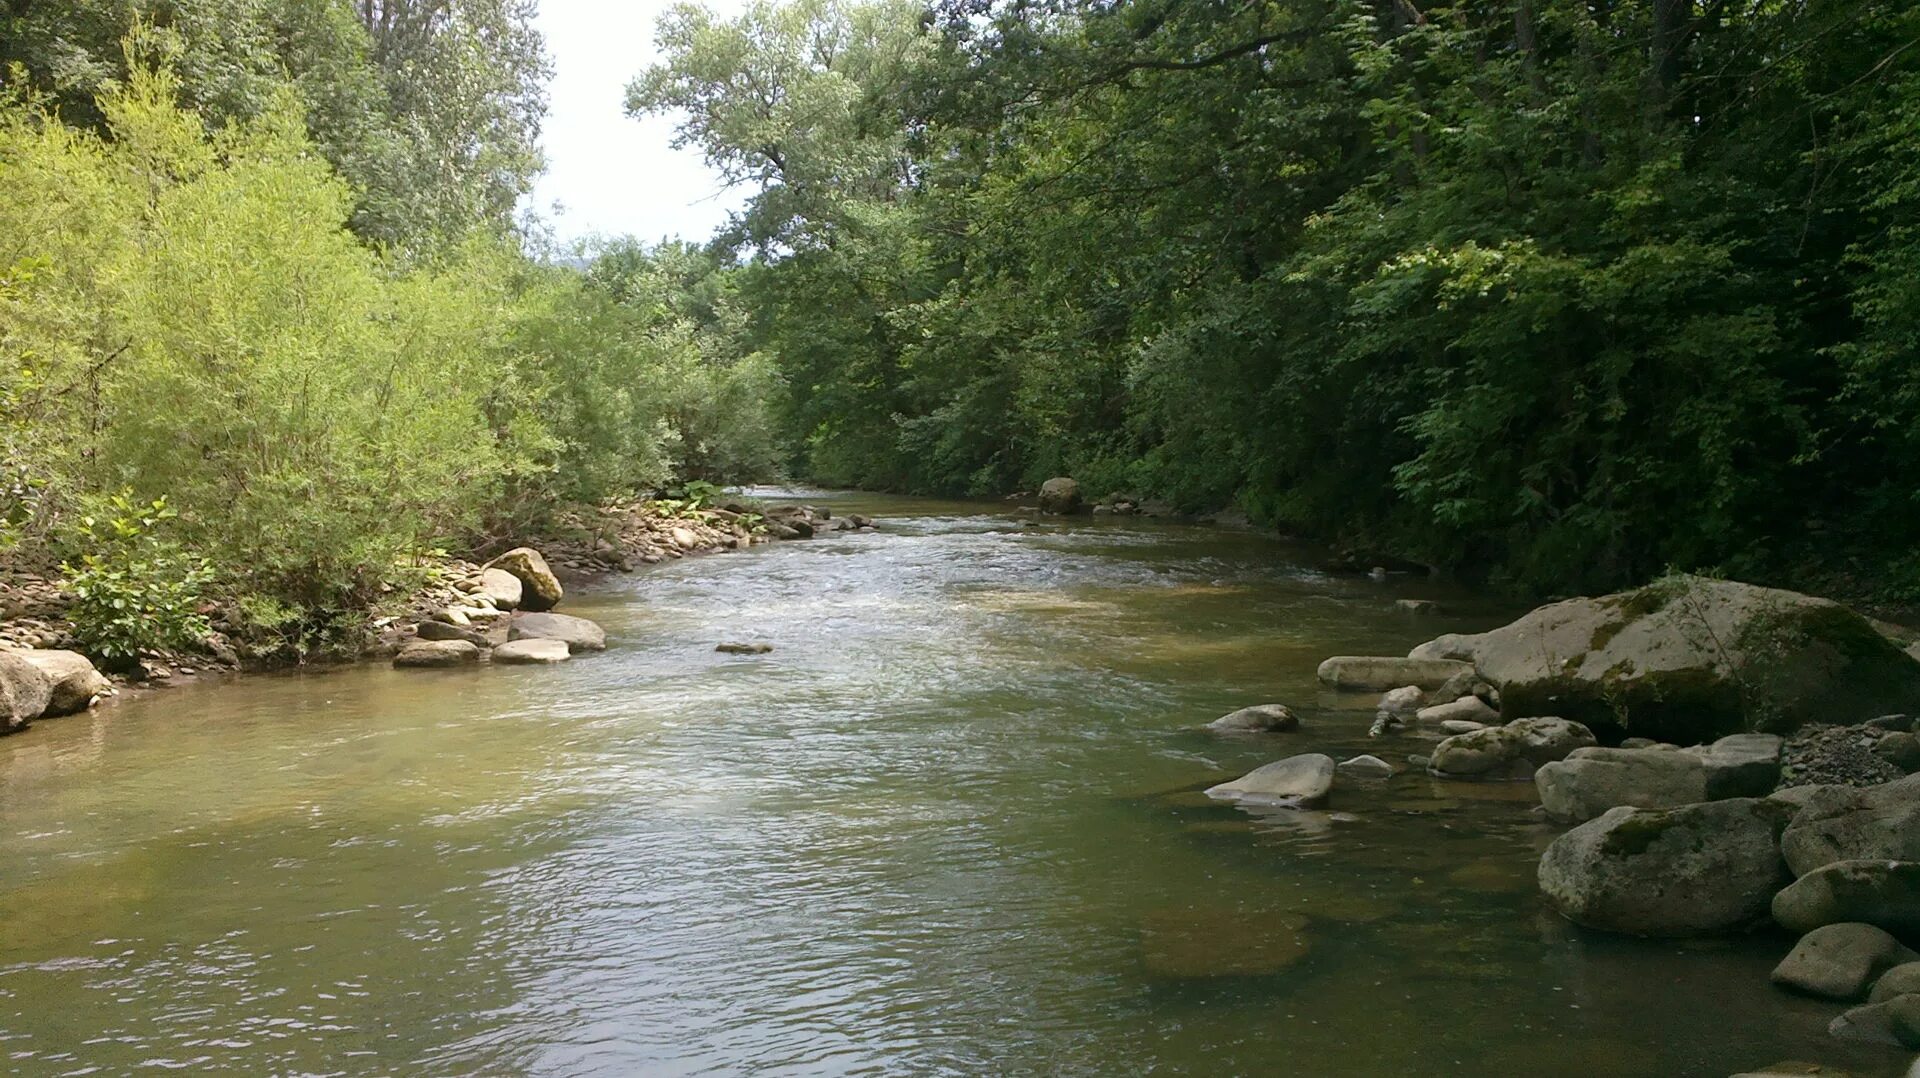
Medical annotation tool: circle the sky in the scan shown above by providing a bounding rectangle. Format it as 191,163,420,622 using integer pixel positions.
527,0,751,246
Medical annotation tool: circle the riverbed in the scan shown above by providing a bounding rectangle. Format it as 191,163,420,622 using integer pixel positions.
0,490,1906,1075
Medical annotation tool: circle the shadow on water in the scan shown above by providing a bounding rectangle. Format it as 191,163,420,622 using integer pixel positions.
0,488,1909,1075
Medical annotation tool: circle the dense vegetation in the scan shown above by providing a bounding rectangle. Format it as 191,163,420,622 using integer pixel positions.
631,0,1920,600
0,6,779,658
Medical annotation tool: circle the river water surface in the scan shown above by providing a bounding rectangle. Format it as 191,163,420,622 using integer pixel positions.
1,491,1908,1076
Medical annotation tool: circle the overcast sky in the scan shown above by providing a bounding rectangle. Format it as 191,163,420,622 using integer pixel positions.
527,0,751,246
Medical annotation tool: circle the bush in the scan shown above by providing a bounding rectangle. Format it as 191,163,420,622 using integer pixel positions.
58,494,212,661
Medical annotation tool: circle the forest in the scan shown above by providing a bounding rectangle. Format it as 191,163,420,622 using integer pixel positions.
4,0,1919,661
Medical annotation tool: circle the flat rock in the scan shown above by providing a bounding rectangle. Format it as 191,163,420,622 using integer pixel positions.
1316,656,1473,692
1416,695,1499,726
1537,798,1791,936
1205,754,1336,808
393,640,481,668
416,620,489,647
1771,922,1918,1000
1689,733,1784,799
1439,719,1487,734
1774,859,1920,937
1535,747,1708,822
1429,717,1596,780
492,639,571,665
508,612,607,653
1205,703,1299,733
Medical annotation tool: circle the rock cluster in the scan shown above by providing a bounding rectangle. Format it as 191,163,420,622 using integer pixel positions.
391,548,607,670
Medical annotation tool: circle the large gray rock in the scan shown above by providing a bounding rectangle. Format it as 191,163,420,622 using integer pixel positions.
1771,923,1918,1000
0,651,54,734
1829,994,1920,1048
1415,695,1499,726
508,612,607,653
1378,685,1425,715
1691,732,1784,798
17,649,111,716
491,639,571,665
1780,774,1920,876
1536,747,1709,822
1205,704,1299,734
1409,576,1920,743
393,639,481,668
416,620,489,647
1872,962,1920,1004
1537,798,1791,936
1408,633,1479,663
1429,717,1596,780
475,567,524,611
484,547,563,612
1316,656,1473,692
1205,753,1335,808
1773,860,1920,937
1037,477,1083,515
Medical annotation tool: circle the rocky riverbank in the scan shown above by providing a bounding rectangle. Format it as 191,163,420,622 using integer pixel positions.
0,497,874,735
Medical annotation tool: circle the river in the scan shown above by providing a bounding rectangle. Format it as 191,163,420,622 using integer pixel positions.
0,490,1905,1076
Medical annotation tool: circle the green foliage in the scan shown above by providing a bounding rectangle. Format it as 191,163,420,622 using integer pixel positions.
57,494,213,661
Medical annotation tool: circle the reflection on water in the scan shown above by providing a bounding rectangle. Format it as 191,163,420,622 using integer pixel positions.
0,490,1906,1075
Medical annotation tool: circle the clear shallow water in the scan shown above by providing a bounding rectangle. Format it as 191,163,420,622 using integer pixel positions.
0,490,1907,1077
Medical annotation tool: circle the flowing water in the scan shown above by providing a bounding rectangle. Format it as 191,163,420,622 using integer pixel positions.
0,491,1906,1076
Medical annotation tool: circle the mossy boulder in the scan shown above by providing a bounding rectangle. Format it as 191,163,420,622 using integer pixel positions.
1773,860,1920,937
484,547,563,612
1411,576,1920,743
1771,922,1917,1000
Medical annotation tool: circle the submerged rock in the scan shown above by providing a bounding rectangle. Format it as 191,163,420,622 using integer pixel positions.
0,651,54,734
17,649,111,716
1773,860,1920,937
1138,907,1311,979
1537,798,1791,936
1336,754,1395,779
716,641,774,655
1205,754,1335,807
1205,703,1299,734
484,547,564,612
1771,923,1918,1000
1429,717,1596,780
507,612,607,653
1410,576,1920,743
492,639,571,665
1316,656,1473,692
393,639,481,668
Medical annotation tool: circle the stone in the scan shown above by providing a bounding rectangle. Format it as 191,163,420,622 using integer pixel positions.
1780,775,1920,876
1773,860,1920,937
1771,923,1918,1000
0,651,54,734
16,649,111,716
393,640,481,668
1537,798,1790,936
507,612,607,653
1205,704,1300,733
1379,685,1425,715
1368,713,1404,738
1397,599,1442,615
474,567,523,610
1205,754,1336,807
1416,695,1500,726
484,547,564,612
716,642,774,654
1427,668,1497,708
1868,715,1917,732
432,606,471,627
1408,576,1920,743
1689,732,1785,798
1336,754,1395,779
1535,747,1709,822
1429,717,1597,780
1037,477,1083,515
492,639,571,665
1138,907,1310,979
1315,656,1474,692
1873,963,1920,1004
416,620,488,647
1439,719,1488,734
1408,633,1480,663
1829,994,1920,1048
1879,733,1920,774
671,526,700,550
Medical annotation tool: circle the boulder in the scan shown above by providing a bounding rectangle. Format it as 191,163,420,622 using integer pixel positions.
1780,775,1920,876
1316,656,1474,692
1535,747,1709,822
1829,994,1920,1049
1408,633,1479,663
484,547,564,612
1427,669,1498,709
1771,923,1918,1000
1205,704,1300,734
1409,576,1920,743
1879,733,1920,774
0,651,54,734
416,620,488,647
1415,695,1500,726
1396,599,1442,615
507,612,607,653
393,640,481,668
1874,963,1920,1004
1691,733,1784,799
1537,798,1791,936
1439,719,1488,735
1379,685,1425,715
1429,717,1597,780
491,639,571,665
1773,860,1920,937
1336,754,1395,779
1037,477,1083,515
475,567,523,610
1204,753,1336,808
17,649,111,716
